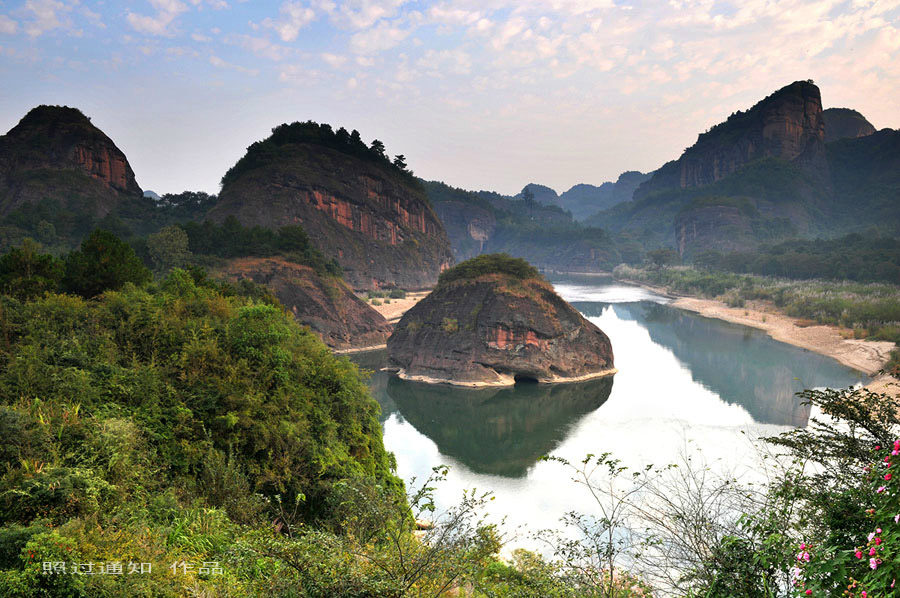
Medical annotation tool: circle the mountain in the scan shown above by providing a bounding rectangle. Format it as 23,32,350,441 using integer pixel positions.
560,171,651,221
827,127,900,233
823,108,876,143
426,180,623,271
515,183,559,205
206,121,453,291
0,105,142,232
593,81,865,256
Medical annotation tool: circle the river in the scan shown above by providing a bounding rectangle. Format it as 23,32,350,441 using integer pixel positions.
350,275,868,547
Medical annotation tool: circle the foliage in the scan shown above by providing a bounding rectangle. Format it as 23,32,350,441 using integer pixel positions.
694,233,900,285
221,120,415,188
180,217,343,277
146,225,191,273
62,229,152,297
437,254,542,287
0,239,64,300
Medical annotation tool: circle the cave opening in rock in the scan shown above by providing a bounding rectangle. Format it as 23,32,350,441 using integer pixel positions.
513,373,539,384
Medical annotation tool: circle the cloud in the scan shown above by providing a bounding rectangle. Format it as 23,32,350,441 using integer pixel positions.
23,0,72,37
349,20,410,54
209,54,258,74
127,0,188,36
327,0,413,30
321,52,348,67
0,15,17,35
263,1,316,42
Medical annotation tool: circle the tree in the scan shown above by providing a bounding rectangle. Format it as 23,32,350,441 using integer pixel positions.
370,139,387,158
393,154,408,170
147,225,192,273
62,230,152,298
647,248,680,268
0,239,64,300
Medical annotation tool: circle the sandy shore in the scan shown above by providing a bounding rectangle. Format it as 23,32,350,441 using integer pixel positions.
368,291,429,323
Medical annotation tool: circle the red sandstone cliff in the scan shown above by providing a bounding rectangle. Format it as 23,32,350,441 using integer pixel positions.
0,105,142,217
206,136,453,291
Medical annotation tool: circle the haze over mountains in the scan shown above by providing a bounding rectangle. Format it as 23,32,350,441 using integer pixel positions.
0,79,896,346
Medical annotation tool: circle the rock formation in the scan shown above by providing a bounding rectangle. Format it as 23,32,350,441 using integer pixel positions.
637,80,827,198
823,108,876,143
219,257,392,350
206,122,453,291
387,254,615,386
0,105,143,217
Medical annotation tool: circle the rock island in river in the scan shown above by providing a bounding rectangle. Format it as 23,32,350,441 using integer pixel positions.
387,254,616,386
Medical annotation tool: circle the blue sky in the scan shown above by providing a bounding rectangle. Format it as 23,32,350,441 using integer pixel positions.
1,0,898,196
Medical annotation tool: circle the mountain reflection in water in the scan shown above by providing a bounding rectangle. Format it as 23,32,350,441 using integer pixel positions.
384,375,613,477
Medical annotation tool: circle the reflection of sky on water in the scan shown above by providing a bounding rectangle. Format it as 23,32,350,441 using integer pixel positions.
352,277,868,550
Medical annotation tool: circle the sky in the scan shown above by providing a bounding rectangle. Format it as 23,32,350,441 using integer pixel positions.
0,0,898,197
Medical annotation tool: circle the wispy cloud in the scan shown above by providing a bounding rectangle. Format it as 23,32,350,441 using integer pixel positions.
127,0,189,36
263,1,316,42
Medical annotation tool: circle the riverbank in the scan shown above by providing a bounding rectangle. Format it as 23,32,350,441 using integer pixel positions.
619,279,897,394
368,291,429,323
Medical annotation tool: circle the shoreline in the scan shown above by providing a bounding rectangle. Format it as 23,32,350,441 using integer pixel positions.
393,366,618,388
617,278,897,394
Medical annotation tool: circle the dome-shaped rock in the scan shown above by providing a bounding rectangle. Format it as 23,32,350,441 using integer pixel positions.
387,254,615,386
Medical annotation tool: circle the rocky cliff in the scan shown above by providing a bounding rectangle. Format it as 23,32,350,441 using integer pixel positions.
637,81,827,198
823,108,876,143
206,122,453,291
219,257,392,350
387,254,615,386
0,105,142,217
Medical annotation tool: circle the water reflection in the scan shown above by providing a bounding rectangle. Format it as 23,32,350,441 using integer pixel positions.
385,375,614,477
571,300,865,427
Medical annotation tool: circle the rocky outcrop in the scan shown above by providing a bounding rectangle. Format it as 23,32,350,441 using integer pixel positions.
637,81,827,198
219,257,392,350
206,126,453,291
823,108,876,143
0,105,142,217
387,255,615,386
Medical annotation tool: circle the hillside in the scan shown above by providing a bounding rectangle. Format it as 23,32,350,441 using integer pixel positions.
206,121,453,291
0,106,143,248
426,180,623,271
823,107,876,142
592,81,898,257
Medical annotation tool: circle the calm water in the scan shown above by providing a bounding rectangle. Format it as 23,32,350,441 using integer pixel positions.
350,275,867,542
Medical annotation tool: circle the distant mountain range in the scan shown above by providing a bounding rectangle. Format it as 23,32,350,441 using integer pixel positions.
0,79,895,328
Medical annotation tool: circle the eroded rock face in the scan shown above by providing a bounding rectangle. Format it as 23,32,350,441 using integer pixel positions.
637,81,828,197
207,143,453,291
387,273,615,386
0,105,142,217
823,108,876,143
219,257,392,350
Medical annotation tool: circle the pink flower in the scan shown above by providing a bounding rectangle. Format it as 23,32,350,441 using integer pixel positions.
893,450,899,456
877,445,882,450
856,550,864,559
800,543,806,550
870,547,877,556
876,537,883,545
887,473,893,481
869,531,877,542
805,590,812,596
877,528,883,533
895,513,899,523
878,486,887,493
871,557,879,570
862,592,868,598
